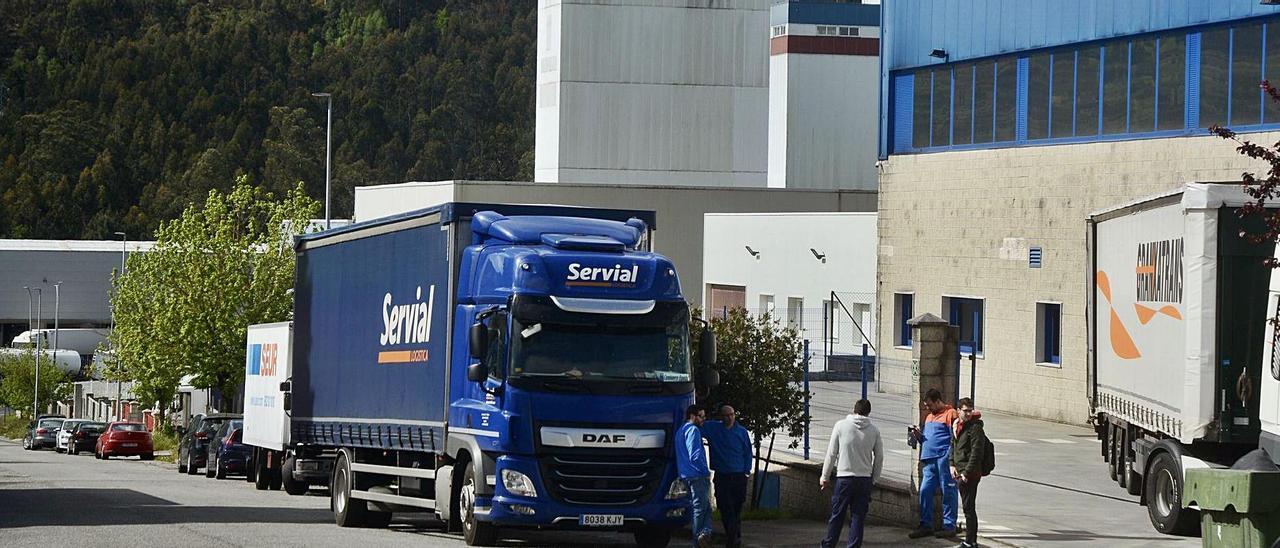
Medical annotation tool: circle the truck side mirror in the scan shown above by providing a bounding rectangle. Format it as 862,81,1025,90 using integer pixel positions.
279,381,291,392
699,368,720,388
283,392,292,412
467,363,489,383
700,328,717,366
469,322,488,359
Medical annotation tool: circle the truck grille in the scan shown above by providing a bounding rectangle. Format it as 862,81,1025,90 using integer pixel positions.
539,453,666,506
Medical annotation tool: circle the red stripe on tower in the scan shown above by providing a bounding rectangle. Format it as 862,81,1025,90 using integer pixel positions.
770,36,879,56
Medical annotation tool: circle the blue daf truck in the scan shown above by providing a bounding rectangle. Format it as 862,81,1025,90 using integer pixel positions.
248,203,716,547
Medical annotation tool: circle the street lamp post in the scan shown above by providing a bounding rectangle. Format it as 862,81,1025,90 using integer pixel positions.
23,287,32,418
312,92,332,230
33,288,42,418
54,281,63,416
113,232,126,420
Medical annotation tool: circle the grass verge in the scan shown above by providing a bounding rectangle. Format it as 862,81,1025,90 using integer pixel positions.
1,415,29,439
151,427,179,463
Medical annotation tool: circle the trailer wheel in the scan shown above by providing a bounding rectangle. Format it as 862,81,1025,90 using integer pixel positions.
253,449,272,490
1116,428,1129,490
282,457,309,495
1107,424,1119,482
460,465,497,546
1145,451,1198,536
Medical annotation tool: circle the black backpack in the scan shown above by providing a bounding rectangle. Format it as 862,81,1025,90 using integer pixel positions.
981,436,996,476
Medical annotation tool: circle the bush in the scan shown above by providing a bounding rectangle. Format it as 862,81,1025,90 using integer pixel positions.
0,415,28,439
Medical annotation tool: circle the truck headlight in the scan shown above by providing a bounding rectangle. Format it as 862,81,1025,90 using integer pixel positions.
665,478,689,500
501,469,538,498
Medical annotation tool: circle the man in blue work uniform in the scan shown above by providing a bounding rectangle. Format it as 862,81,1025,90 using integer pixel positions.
703,403,753,548
676,404,713,548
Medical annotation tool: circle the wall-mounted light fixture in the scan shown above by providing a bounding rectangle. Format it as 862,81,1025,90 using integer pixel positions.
929,48,949,61
810,248,827,263
745,245,761,259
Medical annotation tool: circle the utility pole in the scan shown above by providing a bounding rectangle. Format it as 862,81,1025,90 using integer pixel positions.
33,287,42,419
54,282,63,416
312,91,333,229
113,232,126,421
23,287,31,418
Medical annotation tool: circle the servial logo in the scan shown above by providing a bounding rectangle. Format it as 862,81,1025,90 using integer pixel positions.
377,285,434,364
565,263,639,288
246,343,278,376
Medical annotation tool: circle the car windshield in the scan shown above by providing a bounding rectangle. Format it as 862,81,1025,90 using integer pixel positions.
511,306,691,382
81,424,105,433
38,419,63,429
112,423,146,432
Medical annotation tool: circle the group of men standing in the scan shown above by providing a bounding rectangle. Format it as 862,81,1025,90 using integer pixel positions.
676,403,753,548
819,391,989,548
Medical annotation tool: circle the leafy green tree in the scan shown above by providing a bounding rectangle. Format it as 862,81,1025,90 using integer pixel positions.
693,306,808,459
0,351,72,416
110,178,319,417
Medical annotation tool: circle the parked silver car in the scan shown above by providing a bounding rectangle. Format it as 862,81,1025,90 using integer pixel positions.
22,416,66,450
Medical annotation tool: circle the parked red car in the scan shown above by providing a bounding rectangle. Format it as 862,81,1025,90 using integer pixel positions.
95,422,154,460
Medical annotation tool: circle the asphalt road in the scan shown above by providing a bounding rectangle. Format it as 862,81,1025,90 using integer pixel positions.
778,381,1200,548
0,439,643,547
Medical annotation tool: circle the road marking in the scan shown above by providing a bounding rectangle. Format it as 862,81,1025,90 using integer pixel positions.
1038,438,1075,444
991,438,1027,444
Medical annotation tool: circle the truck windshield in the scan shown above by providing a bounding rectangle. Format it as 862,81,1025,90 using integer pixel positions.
510,303,691,383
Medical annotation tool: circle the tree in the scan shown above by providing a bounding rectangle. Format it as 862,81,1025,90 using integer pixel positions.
693,307,808,504
0,351,72,416
110,178,319,419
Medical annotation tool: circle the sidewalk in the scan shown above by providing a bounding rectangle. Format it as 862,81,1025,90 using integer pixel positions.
737,520,959,547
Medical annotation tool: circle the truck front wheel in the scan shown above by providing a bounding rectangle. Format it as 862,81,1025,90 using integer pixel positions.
459,466,497,546
1144,451,1198,535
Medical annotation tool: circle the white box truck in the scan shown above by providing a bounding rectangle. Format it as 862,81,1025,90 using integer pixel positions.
1088,182,1280,535
242,321,332,494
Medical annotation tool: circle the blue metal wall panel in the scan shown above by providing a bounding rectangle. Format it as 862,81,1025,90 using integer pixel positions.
885,0,1280,71
893,75,914,153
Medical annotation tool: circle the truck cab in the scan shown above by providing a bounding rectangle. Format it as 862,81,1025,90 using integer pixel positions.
448,212,712,545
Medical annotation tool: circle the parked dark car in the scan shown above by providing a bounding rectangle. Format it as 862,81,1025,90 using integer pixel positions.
66,421,107,455
22,416,66,450
95,422,154,460
177,413,240,475
205,419,248,479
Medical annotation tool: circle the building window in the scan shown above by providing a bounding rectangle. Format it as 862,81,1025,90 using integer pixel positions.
995,57,1018,142
973,60,995,143
759,294,775,319
1027,52,1050,140
895,293,914,347
771,25,787,38
787,297,804,332
1036,302,1062,366
913,71,931,148
1129,37,1156,132
1158,35,1186,131
838,26,859,37
1050,52,1075,138
1266,23,1280,123
953,63,974,145
824,300,841,343
1077,47,1101,136
931,68,952,147
1102,42,1128,134
1201,27,1231,128
944,296,984,355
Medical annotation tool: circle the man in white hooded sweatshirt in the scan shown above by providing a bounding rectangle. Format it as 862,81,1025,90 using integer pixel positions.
819,399,883,548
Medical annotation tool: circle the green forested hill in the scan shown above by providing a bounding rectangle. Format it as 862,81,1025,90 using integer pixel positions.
0,0,534,239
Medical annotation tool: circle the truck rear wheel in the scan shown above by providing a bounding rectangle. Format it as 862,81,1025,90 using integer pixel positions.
333,451,392,528
460,465,497,546
1116,428,1129,490
282,457,309,495
1108,424,1119,482
1144,451,1198,536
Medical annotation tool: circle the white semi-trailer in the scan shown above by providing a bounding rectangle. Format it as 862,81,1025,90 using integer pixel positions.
1088,183,1280,535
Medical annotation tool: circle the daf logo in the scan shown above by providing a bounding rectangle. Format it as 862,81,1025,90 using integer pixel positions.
582,433,626,444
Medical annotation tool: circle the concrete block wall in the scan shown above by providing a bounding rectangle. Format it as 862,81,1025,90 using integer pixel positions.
875,131,1280,423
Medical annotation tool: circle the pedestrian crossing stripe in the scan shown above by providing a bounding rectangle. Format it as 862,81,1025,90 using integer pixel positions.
991,438,1027,444
1038,438,1074,444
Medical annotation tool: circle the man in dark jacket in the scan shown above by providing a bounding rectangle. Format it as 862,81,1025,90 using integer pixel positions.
949,397,987,548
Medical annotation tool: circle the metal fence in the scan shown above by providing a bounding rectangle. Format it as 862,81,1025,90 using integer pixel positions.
709,291,877,375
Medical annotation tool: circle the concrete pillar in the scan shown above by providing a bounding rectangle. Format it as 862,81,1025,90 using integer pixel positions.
907,312,960,530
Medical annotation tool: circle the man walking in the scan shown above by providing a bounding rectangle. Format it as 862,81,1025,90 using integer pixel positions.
820,399,883,548
950,398,987,548
703,404,752,548
676,404,713,548
909,389,959,539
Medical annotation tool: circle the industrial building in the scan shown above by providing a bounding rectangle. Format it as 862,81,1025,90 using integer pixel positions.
536,0,881,191
701,212,877,371
768,1,880,190
876,1,1280,422
352,180,875,305
0,239,152,348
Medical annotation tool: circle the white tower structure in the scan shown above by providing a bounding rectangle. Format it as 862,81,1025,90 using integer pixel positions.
767,1,880,190
535,0,770,187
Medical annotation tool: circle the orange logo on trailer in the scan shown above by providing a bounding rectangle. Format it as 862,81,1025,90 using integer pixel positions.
1097,237,1184,360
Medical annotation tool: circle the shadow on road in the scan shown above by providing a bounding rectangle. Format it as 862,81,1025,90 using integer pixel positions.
0,488,332,528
